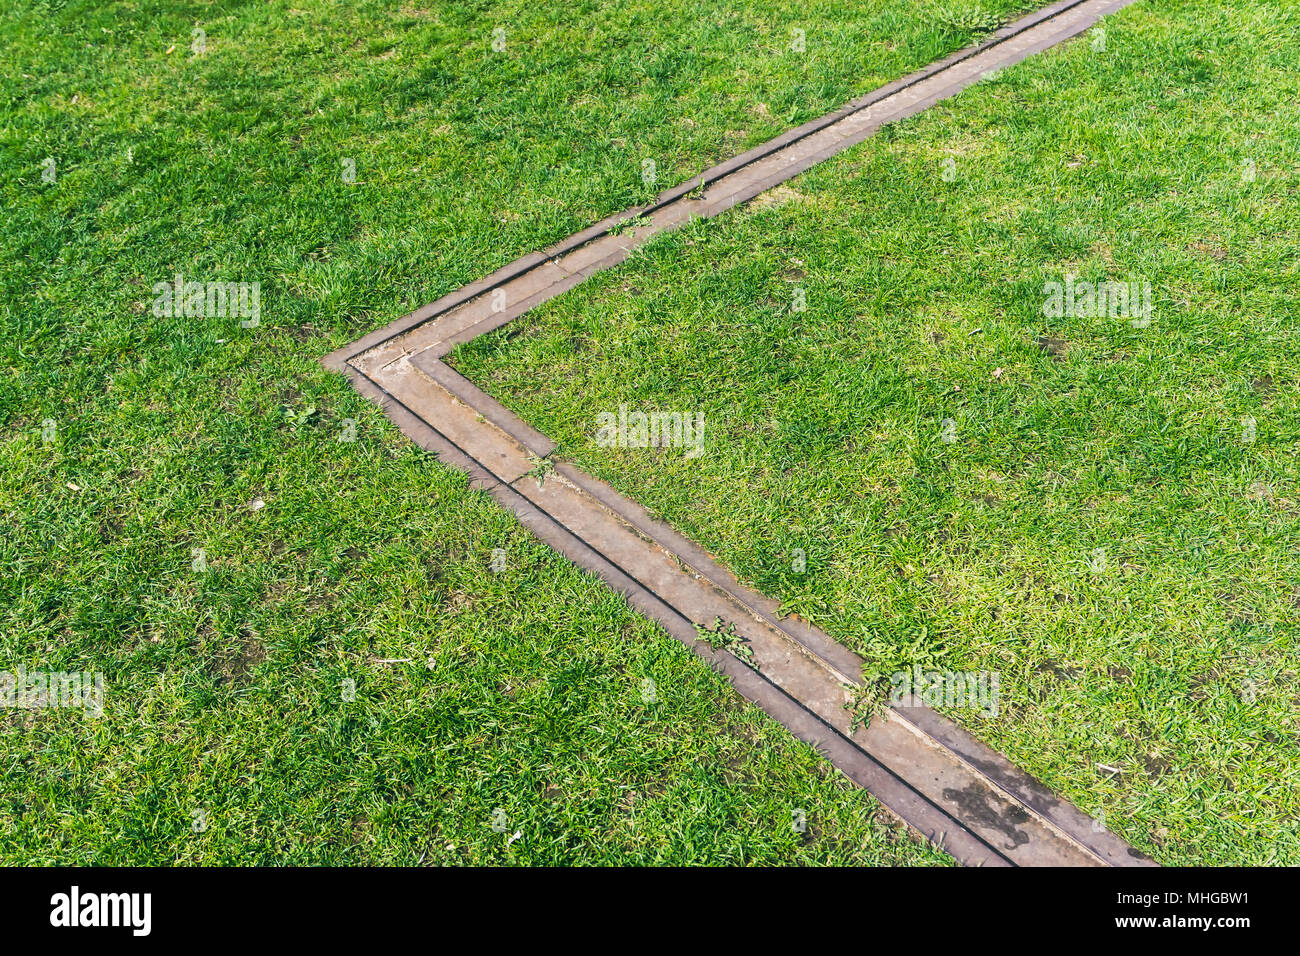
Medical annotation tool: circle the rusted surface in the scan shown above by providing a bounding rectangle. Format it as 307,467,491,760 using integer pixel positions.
324,0,1138,377
325,0,1156,867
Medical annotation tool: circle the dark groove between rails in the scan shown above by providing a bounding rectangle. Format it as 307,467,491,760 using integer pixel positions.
327,0,1156,867
322,0,1095,370
423,358,1153,866
344,359,1016,866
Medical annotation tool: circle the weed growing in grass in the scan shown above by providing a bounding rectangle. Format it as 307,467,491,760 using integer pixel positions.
930,4,1004,39
842,680,886,734
524,453,555,486
611,214,653,236
695,617,758,669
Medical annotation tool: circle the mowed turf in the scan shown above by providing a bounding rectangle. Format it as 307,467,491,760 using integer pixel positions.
0,0,1044,863
453,0,1300,866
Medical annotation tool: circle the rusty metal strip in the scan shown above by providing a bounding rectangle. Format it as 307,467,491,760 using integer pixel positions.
322,0,1127,374
324,0,1155,866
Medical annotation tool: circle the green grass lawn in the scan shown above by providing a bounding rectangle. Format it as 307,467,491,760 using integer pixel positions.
0,0,1042,864
453,0,1300,866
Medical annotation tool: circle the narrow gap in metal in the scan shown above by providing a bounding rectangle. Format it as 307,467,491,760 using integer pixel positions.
328,0,1107,368
326,0,1155,867
346,360,1018,867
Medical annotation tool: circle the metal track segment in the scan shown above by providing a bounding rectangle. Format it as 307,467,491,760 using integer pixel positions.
325,0,1156,867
